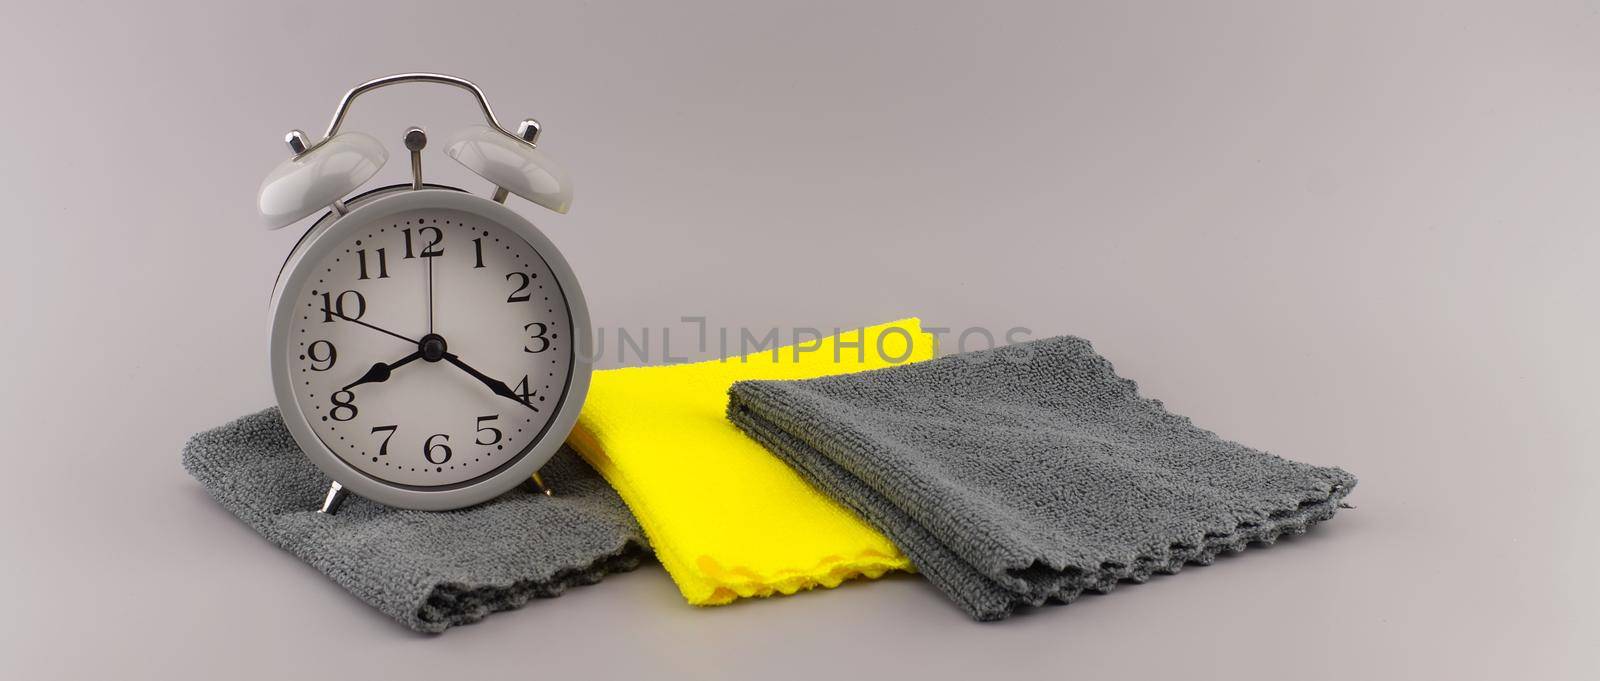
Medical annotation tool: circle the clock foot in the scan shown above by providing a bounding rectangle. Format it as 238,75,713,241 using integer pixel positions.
317,481,350,514
529,472,553,497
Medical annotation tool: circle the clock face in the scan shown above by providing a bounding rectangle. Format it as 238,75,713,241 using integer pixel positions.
283,206,576,489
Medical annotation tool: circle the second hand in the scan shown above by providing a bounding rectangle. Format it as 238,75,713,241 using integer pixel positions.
426,248,435,335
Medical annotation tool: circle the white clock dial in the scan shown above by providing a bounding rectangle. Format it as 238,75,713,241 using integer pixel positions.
284,207,575,488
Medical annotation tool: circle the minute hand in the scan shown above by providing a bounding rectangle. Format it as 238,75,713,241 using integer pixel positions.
441,353,538,411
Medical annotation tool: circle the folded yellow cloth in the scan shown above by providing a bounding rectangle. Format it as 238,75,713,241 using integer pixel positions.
568,318,935,605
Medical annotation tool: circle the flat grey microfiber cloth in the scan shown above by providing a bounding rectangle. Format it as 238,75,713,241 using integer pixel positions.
182,408,650,633
727,336,1357,621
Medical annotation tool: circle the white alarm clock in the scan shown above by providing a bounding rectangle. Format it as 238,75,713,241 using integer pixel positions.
257,74,591,513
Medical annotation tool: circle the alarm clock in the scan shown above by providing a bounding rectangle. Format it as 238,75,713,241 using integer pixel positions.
257,73,591,513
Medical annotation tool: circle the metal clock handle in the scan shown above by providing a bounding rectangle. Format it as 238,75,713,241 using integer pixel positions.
285,73,540,158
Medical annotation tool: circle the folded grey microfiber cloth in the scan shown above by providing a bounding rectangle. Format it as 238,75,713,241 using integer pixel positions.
182,408,650,633
727,336,1356,621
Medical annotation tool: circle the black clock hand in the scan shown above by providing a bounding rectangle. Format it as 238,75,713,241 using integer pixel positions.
441,353,539,411
327,311,420,346
343,350,424,391
426,249,435,335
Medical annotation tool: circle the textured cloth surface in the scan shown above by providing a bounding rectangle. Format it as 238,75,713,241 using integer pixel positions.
727,336,1357,621
183,408,650,633
567,319,934,605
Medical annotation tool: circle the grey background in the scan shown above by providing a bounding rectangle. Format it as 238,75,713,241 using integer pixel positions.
2,1,1595,678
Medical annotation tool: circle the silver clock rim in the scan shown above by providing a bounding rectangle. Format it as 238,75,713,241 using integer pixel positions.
268,188,593,510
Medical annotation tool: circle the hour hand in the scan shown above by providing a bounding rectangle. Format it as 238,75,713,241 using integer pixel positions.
442,353,539,411
343,351,424,391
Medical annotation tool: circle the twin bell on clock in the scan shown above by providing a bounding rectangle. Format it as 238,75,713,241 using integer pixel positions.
256,74,592,514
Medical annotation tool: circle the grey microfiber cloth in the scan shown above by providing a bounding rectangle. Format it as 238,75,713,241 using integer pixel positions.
727,336,1356,621
182,408,650,633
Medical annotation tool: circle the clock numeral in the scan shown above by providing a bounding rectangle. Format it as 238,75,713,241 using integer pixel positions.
370,425,397,456
472,238,486,269
329,390,358,422
357,247,390,280
319,290,366,323
306,340,337,371
514,376,540,408
424,433,452,464
506,272,532,302
402,226,444,259
524,322,551,353
475,415,502,446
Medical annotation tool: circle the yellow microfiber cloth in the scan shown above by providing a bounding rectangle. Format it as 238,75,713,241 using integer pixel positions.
567,318,935,605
